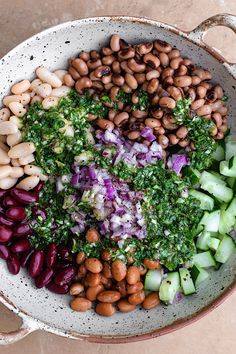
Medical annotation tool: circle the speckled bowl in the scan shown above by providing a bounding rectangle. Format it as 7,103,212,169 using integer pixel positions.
0,14,236,345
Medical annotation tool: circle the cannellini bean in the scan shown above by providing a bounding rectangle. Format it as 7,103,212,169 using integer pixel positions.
11,158,21,167
0,177,17,189
51,86,70,97
36,66,62,88
42,96,59,110
24,165,48,181
18,154,35,165
0,136,7,143
30,79,42,91
11,80,31,95
0,165,12,178
7,131,22,147
9,116,23,129
0,121,18,135
9,166,24,178
0,142,9,152
8,102,26,117
8,142,35,159
3,93,30,107
16,176,40,191
35,83,52,98
54,69,68,81
0,108,11,122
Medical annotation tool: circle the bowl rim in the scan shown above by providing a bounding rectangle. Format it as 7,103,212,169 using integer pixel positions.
0,14,236,344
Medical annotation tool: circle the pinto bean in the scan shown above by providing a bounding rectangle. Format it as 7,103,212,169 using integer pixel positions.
128,290,145,305
111,260,127,281
167,86,182,101
101,249,112,261
142,292,160,310
168,49,180,59
118,48,135,60
145,118,161,129
191,76,201,86
86,272,101,287
178,138,190,147
69,283,84,296
85,258,103,274
126,266,140,285
117,299,136,313
196,85,207,98
174,76,192,87
97,290,121,303
70,297,92,312
143,258,161,269
126,282,144,295
68,67,81,80
86,284,104,301
112,60,121,74
212,112,223,128
95,302,115,316
136,42,153,55
85,228,100,243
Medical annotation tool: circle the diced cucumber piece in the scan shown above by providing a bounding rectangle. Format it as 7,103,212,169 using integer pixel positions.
227,177,236,189
210,171,226,181
193,251,216,268
220,158,236,177
200,171,226,186
215,235,236,263
212,144,225,161
183,167,201,186
207,237,220,251
144,269,162,291
200,210,220,232
201,181,233,203
159,272,180,304
196,231,211,250
192,224,204,237
225,135,236,160
179,268,196,295
226,197,236,216
219,204,235,234
191,265,209,286
189,190,214,211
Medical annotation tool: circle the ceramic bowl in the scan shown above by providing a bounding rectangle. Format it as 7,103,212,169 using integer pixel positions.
0,14,236,345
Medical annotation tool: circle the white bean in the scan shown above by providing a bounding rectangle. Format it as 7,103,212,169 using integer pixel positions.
0,121,18,135
11,80,31,95
11,158,21,167
0,108,11,122
8,102,26,117
7,131,22,147
51,86,70,97
0,165,12,178
0,136,7,143
16,175,40,191
0,177,17,189
30,78,42,91
54,69,68,81
9,166,24,178
35,83,52,98
0,141,9,152
8,142,35,159
3,93,30,107
31,96,43,105
42,96,59,110
24,164,42,175
19,154,35,165
0,148,10,164
36,66,62,88
9,116,23,129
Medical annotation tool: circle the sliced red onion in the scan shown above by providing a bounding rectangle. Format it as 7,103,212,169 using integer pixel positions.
140,127,156,142
167,154,190,175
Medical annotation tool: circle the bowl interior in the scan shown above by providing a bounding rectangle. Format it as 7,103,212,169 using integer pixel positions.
0,17,236,339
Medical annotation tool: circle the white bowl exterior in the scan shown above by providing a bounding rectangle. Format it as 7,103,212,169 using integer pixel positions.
0,17,236,338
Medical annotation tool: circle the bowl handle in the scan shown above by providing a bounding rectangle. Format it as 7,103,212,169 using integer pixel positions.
188,13,236,73
0,314,37,345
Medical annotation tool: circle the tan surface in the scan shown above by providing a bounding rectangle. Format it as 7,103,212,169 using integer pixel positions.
0,0,236,352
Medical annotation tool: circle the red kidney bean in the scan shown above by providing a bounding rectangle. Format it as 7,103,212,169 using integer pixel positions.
0,225,13,242
7,253,20,275
35,268,54,288
11,188,39,205
47,282,69,294
3,196,19,208
54,266,76,285
31,206,47,220
46,243,57,268
0,189,8,198
0,244,10,260
6,207,26,222
28,250,44,278
54,261,70,270
57,245,70,259
20,249,34,267
14,223,32,237
33,181,45,193
0,214,15,227
11,239,31,253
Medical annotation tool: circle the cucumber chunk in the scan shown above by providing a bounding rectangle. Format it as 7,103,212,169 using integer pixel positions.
215,235,236,263
193,251,216,268
219,205,235,234
201,181,233,203
225,135,236,160
212,144,225,161
196,231,211,250
189,190,214,211
159,272,180,304
179,268,196,295
207,237,220,251
220,158,236,177
200,210,220,232
226,197,236,216
200,171,226,186
144,269,162,291
191,265,209,286
227,177,236,190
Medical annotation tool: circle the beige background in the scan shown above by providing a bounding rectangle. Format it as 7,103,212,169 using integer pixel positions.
0,0,236,353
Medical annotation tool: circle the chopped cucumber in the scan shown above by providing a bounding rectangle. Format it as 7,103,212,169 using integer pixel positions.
200,171,226,186
227,177,236,190
226,197,236,216
144,269,162,291
196,231,211,250
192,224,204,237
207,237,220,251
219,204,235,234
212,144,225,161
159,272,180,304
193,251,216,268
225,135,236,160
189,190,214,211
215,235,236,263
201,181,233,203
200,210,220,232
179,268,196,295
191,265,209,286
220,158,236,177
183,167,201,186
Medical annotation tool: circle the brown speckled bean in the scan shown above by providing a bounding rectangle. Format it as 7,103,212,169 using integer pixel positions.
128,290,145,305
142,292,160,310
85,258,103,274
125,73,138,90
72,58,88,76
159,97,176,109
154,40,172,53
69,283,84,296
126,282,143,295
117,299,136,313
126,266,140,285
143,259,160,269
86,284,104,301
145,118,161,128
111,260,127,281
70,297,92,312
168,134,179,145
96,302,115,316
143,53,160,69
97,290,121,303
